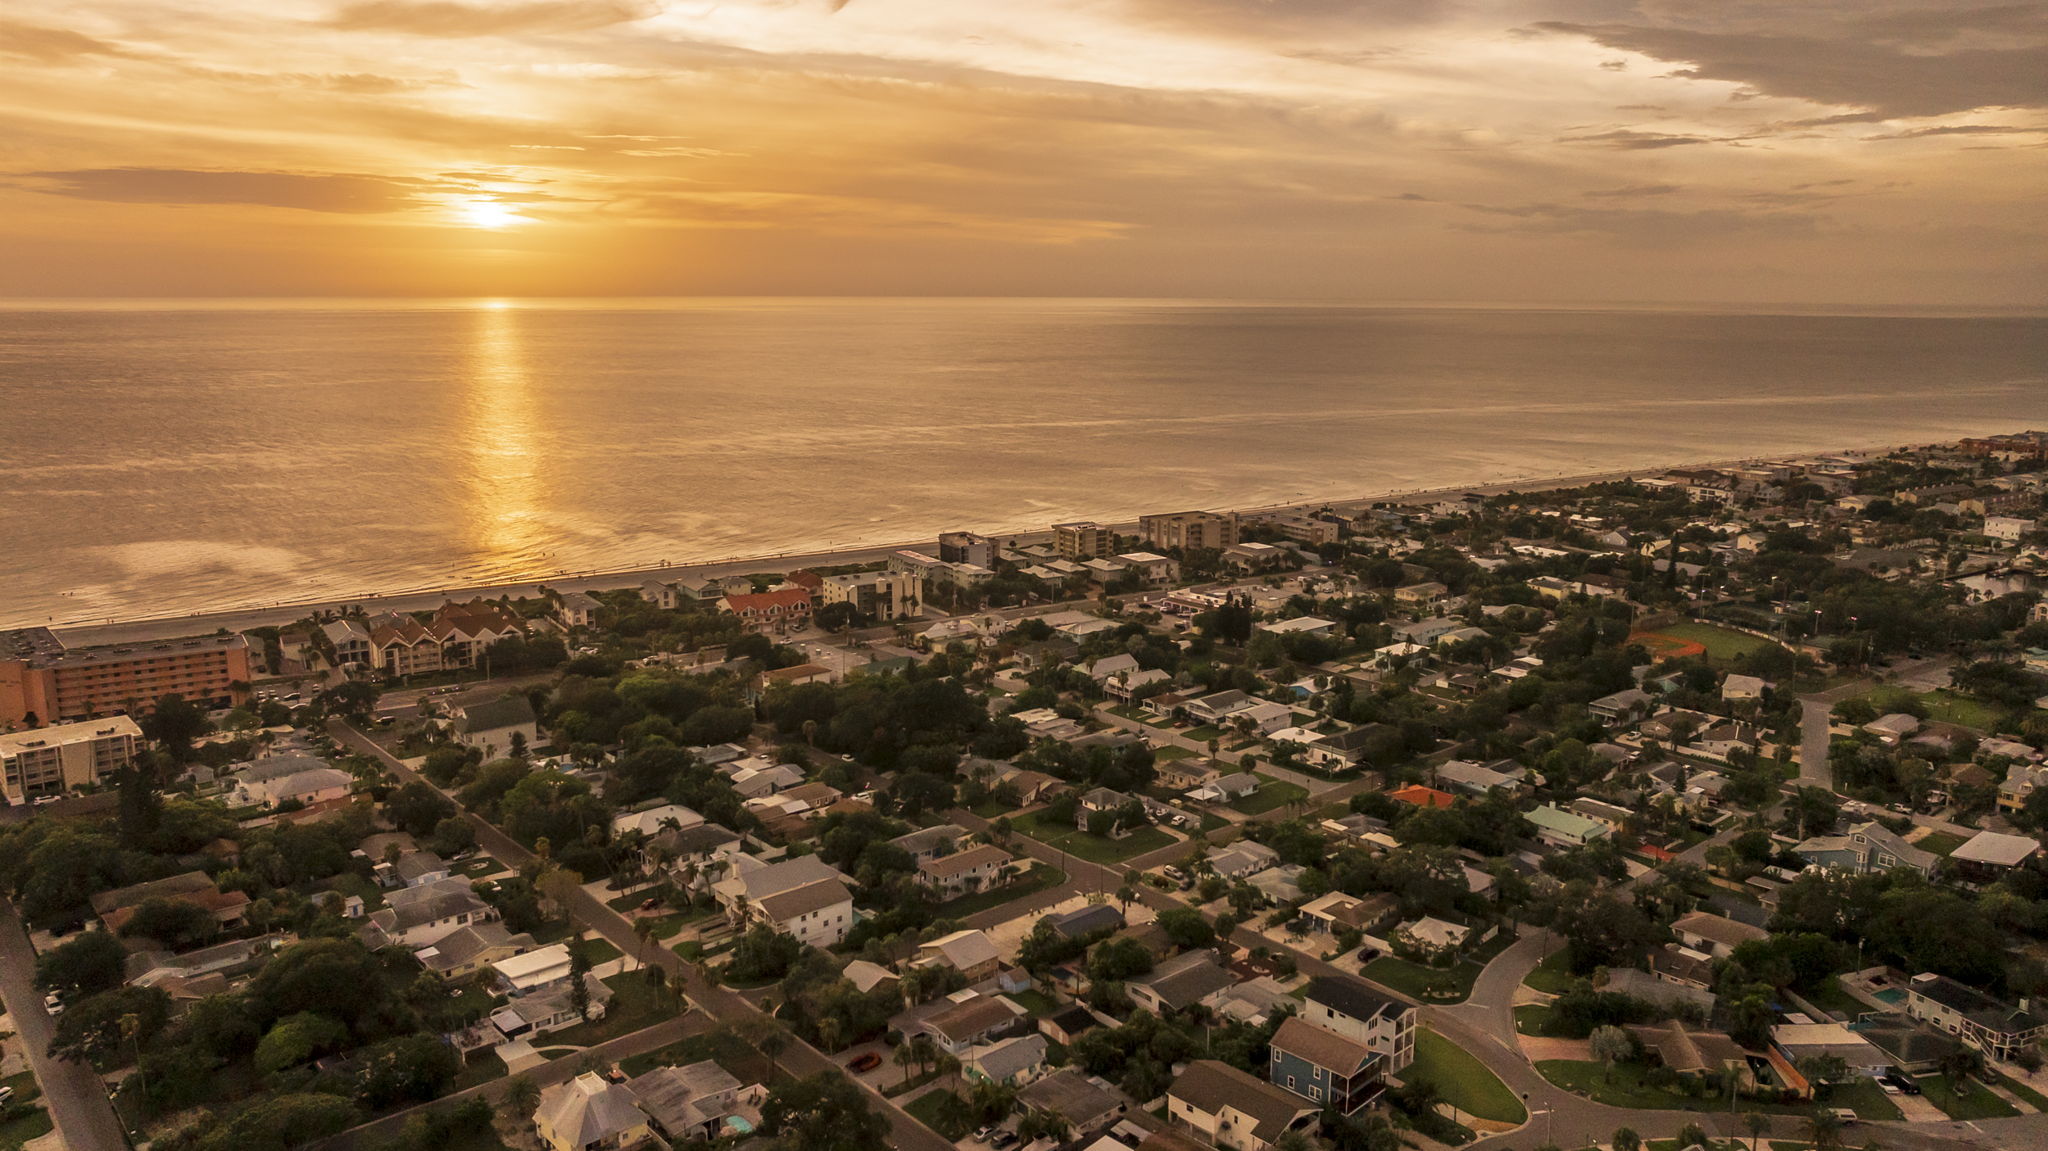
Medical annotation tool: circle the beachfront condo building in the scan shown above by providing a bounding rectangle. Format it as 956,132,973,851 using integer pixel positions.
0,715,143,803
1139,510,1240,552
0,627,252,729
1053,521,1115,560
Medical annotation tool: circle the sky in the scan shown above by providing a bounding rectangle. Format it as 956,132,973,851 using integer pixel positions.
2,0,2046,303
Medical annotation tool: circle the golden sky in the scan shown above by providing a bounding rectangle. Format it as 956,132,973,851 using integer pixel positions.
4,0,2046,302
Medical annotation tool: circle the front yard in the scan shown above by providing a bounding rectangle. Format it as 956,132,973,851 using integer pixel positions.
1918,1074,2019,1120
936,864,1065,919
1362,930,1517,1004
1230,775,1310,816
1408,1029,1525,1124
1013,811,1178,864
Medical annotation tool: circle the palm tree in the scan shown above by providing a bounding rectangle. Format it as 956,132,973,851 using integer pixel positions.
817,1014,843,1054
936,1051,962,1093
633,918,656,971
507,1075,541,1116
1611,1127,1641,1151
1805,1109,1845,1151
1115,883,1137,916
1745,1110,1771,1151
895,1040,919,1088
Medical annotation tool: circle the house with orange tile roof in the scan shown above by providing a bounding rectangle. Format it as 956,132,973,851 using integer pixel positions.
1387,784,1455,808
719,588,813,633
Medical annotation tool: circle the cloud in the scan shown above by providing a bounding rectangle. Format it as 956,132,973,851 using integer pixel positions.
0,19,131,62
1534,20,2048,117
1559,128,1718,149
1869,122,2048,139
1458,200,1819,243
1584,183,1682,198
325,0,660,37
22,168,435,213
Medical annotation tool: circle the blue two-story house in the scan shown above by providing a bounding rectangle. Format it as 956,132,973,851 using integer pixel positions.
1268,1016,1385,1115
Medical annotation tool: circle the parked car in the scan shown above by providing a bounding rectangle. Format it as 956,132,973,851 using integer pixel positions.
1833,1109,1859,1124
990,1133,1020,1150
42,994,62,1017
1884,1071,1921,1095
847,1052,883,1073
1877,1080,1901,1095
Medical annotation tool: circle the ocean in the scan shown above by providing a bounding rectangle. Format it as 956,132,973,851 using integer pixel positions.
2,298,2045,630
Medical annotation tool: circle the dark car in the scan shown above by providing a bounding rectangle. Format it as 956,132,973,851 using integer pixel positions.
847,1052,883,1073
1885,1072,1922,1095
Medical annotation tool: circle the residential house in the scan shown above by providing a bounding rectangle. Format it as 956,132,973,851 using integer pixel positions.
553,591,602,630
752,878,856,948
366,877,496,948
1166,1060,1318,1151
917,843,1012,898
1948,830,2043,882
921,994,1025,1055
1267,1017,1385,1114
228,756,355,808
1300,975,1417,1074
718,588,813,633
1297,892,1397,937
1049,904,1125,941
1019,1069,1125,1135
92,872,249,936
625,1061,752,1144
917,930,1004,982
1670,911,1768,960
494,943,575,994
890,823,970,864
1794,821,1937,876
1771,1023,1890,1080
966,1033,1049,1087
1189,773,1261,804
1127,951,1237,1016
1434,760,1526,797
416,922,537,978
1904,973,2048,1060
1525,804,1609,848
1206,840,1280,879
533,1071,653,1151
1300,725,1389,769
1185,690,1255,725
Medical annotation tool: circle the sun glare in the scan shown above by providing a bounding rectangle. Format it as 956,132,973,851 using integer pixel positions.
458,198,526,229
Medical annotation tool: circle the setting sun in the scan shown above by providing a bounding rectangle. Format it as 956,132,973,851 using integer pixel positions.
458,198,525,230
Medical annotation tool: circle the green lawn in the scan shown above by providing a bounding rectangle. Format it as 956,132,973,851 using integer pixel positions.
905,1088,973,1139
1660,622,1776,662
1182,725,1224,743
1515,1004,1569,1038
1802,976,1869,1020
937,865,1065,920
1230,775,1311,816
575,936,624,965
1537,1060,1702,1110
1826,1077,1903,1121
1918,1075,2019,1120
1013,812,1178,864
1004,989,1058,1015
1409,1029,1526,1124
618,1027,763,1080
541,971,676,1047
1154,745,1197,762
1987,1068,2048,1112
0,1071,50,1147
1523,948,1577,995
452,1051,508,1092
1921,690,2008,732
1364,931,1516,1004
1913,831,1968,857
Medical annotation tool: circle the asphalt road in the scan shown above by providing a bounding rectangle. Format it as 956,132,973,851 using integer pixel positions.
0,901,133,1150
328,720,956,1151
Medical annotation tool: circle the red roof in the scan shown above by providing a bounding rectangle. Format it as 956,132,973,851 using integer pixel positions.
1389,784,1456,808
723,588,812,612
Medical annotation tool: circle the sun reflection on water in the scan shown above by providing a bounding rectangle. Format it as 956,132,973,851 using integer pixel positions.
461,304,548,574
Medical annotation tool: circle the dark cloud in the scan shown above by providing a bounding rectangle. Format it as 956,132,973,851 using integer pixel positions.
1534,20,2048,117
1458,200,1818,243
325,0,659,37
1584,183,1682,198
1870,122,2047,138
23,168,435,213
0,19,131,62
1559,128,1717,149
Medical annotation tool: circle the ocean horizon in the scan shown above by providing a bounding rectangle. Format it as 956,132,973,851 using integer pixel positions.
4,298,2045,630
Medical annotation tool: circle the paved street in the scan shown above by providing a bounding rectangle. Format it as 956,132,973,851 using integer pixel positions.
0,901,132,1151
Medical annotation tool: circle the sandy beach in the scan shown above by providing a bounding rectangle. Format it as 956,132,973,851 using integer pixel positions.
41,445,1878,649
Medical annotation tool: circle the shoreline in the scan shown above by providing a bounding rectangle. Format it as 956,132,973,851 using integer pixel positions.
40,443,1891,649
